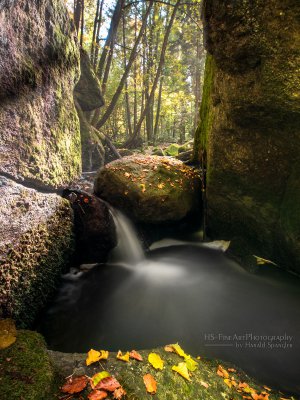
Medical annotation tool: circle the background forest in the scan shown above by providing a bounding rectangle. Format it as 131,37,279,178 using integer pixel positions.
69,0,205,152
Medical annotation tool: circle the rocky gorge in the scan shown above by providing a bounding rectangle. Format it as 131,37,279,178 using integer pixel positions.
0,0,299,399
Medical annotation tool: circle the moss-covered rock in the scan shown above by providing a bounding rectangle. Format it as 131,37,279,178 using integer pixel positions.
165,143,180,157
195,0,300,272
75,49,104,111
0,177,74,327
94,155,201,223
0,0,81,189
0,330,57,400
49,347,286,400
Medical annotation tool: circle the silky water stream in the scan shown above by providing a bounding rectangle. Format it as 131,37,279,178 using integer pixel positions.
38,208,300,396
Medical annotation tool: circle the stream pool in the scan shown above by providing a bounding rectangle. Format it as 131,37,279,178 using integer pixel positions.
37,243,300,396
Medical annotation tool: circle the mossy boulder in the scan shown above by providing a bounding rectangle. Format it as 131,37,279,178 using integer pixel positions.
0,177,74,327
94,155,201,223
75,49,104,112
0,330,57,400
195,0,300,272
49,347,286,400
0,0,81,189
165,143,180,157
152,147,165,156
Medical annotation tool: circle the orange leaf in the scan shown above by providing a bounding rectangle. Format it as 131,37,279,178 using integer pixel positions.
143,374,157,394
129,350,143,361
88,390,108,400
217,365,229,379
61,375,88,394
96,377,121,392
164,345,174,352
228,368,236,372
113,387,127,399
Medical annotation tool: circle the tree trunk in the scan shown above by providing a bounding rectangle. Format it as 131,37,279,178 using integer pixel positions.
125,0,181,148
95,0,155,130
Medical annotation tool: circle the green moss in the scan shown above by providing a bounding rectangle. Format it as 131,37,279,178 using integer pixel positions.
165,143,180,157
0,330,57,400
192,54,215,164
0,201,74,327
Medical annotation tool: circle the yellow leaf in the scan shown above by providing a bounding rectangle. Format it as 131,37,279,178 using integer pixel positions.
253,255,277,266
157,183,165,189
86,349,109,366
167,343,187,358
0,319,17,350
172,362,191,381
140,183,146,193
185,356,198,372
224,378,232,388
148,353,164,370
117,351,130,362
91,371,111,388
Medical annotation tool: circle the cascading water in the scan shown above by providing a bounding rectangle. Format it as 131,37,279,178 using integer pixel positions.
108,206,145,265
37,208,300,396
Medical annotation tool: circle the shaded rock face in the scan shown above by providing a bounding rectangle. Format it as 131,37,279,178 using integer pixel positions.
63,189,117,264
0,0,81,189
74,49,104,111
196,0,300,272
94,155,201,223
0,177,74,327
75,49,105,172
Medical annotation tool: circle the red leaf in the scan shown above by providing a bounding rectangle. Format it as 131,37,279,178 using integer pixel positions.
129,350,143,361
96,376,121,392
88,390,108,400
61,375,88,394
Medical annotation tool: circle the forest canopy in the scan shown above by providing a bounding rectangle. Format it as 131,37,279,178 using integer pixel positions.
68,0,205,148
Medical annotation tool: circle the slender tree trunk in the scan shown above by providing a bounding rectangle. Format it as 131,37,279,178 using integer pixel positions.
125,0,181,148
95,0,155,130
122,13,133,139
93,0,105,69
153,75,163,144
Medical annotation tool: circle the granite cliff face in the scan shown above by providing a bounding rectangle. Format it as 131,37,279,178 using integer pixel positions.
195,0,300,272
0,0,81,189
0,0,81,325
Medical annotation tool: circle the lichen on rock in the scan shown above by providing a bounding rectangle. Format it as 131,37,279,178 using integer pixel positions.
0,177,74,327
0,0,81,189
94,155,201,223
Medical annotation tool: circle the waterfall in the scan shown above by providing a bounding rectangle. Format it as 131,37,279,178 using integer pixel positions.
108,206,145,265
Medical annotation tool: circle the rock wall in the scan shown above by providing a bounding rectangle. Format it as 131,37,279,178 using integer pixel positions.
0,0,81,189
196,0,300,272
0,0,81,325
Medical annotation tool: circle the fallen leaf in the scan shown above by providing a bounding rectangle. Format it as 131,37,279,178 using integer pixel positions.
91,372,111,389
148,353,164,370
253,255,277,266
129,350,143,361
140,183,146,193
0,319,17,349
124,172,131,178
228,368,236,372
88,390,108,400
164,345,174,352
157,183,165,189
224,378,232,388
61,375,88,394
172,362,191,381
113,387,127,399
200,381,209,388
217,365,229,379
263,386,271,392
96,377,121,392
86,349,108,366
117,351,130,362
143,374,157,394
251,393,269,400
185,356,198,372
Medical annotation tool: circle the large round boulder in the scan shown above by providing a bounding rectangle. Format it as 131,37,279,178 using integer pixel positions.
94,155,201,223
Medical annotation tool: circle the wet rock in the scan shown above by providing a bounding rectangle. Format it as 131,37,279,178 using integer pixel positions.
49,347,285,400
94,155,201,223
63,189,117,264
195,0,300,272
0,177,74,327
0,0,81,189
